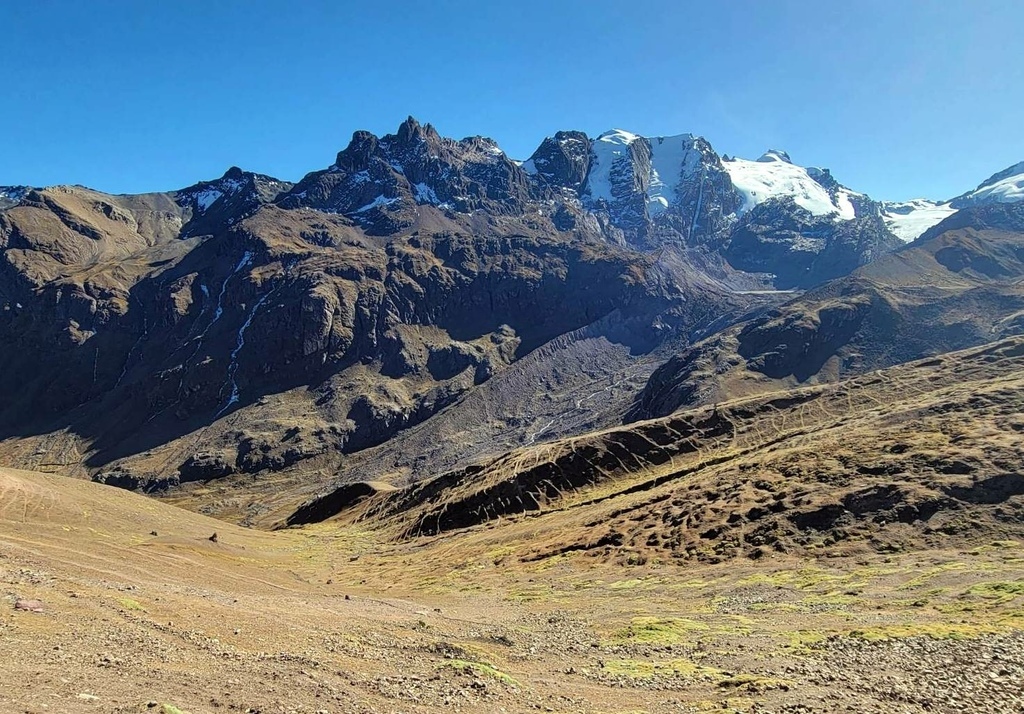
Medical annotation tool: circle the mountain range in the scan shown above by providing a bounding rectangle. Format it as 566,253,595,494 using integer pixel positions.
1,115,1022,536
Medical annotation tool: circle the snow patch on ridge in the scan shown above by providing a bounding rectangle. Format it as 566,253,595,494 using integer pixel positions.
194,189,224,211
412,183,440,205
183,175,246,213
353,195,400,213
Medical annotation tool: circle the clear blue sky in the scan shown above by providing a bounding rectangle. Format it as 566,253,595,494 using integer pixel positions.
1,0,1021,201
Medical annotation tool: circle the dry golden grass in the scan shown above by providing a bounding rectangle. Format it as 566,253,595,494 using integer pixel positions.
2,465,1023,713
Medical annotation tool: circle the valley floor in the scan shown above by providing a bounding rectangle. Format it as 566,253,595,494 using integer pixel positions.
1,468,1022,714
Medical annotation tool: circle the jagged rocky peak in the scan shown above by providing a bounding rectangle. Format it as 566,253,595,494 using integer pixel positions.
176,166,290,214
344,116,510,172
395,114,441,146
284,116,540,227
333,130,379,172
580,130,726,223
522,130,591,191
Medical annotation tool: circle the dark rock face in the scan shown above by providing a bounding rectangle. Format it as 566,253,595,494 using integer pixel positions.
176,167,293,237
725,199,902,289
524,131,591,191
281,117,544,234
651,135,743,247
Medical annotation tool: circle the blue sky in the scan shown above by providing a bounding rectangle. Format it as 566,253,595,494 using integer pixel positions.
1,0,1021,200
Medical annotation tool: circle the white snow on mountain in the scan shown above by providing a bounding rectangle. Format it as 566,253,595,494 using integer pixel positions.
647,134,700,216
834,190,858,220
723,152,854,219
412,182,440,205
519,158,538,175
353,194,400,213
954,161,1024,207
881,199,958,242
181,175,248,213
194,189,224,211
586,129,642,203
0,186,28,204
586,130,707,216
480,141,505,157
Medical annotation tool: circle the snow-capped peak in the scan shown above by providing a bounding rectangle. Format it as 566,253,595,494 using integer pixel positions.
585,129,642,205
757,149,793,164
585,130,708,217
723,152,854,219
647,133,701,215
596,129,643,146
952,160,1024,208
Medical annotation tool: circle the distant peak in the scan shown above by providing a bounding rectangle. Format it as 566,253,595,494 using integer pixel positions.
396,115,421,141
334,130,379,172
596,129,642,145
395,115,439,145
552,130,590,143
951,159,1024,208
757,149,793,164
649,132,696,145
977,160,1024,190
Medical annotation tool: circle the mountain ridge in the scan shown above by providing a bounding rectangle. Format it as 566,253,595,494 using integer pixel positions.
0,116,1022,529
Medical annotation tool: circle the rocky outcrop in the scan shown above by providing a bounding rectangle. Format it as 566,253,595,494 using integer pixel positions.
522,131,591,191
280,117,544,234
176,167,292,237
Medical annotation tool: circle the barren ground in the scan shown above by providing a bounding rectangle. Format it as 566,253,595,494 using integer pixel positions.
2,468,1022,714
